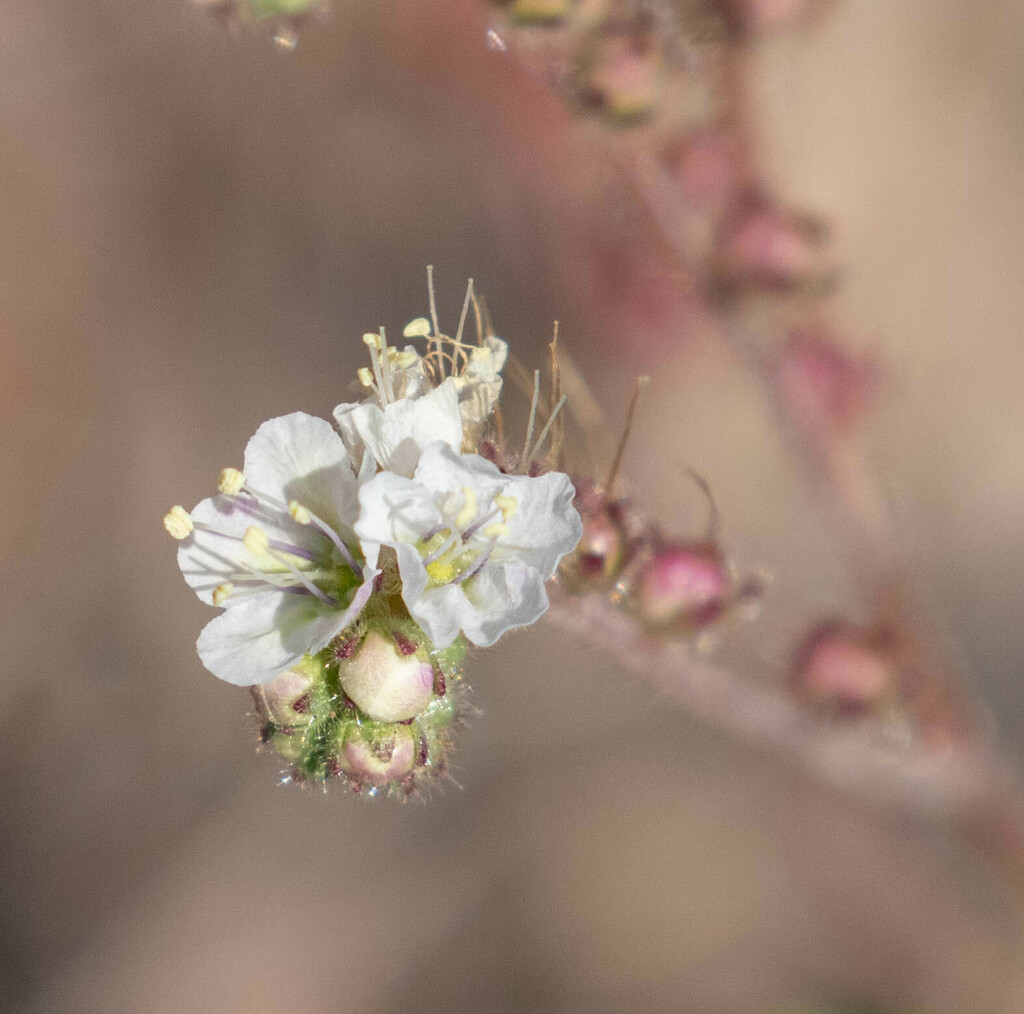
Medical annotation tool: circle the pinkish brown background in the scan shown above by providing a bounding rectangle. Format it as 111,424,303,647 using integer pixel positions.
3,1,1024,1011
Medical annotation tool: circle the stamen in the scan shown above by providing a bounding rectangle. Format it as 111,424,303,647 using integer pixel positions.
363,332,388,405
427,264,443,380
523,369,540,466
403,318,432,338
455,487,477,529
524,394,568,464
218,468,246,495
357,366,376,390
378,326,396,403
454,278,474,348
288,499,360,574
453,539,497,585
212,582,234,606
605,375,649,499
423,530,460,565
163,505,194,540
493,493,518,523
245,525,338,607
243,526,270,556
461,505,503,542
481,523,507,538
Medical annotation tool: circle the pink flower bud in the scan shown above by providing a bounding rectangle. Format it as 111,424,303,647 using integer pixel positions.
776,329,877,434
716,199,828,290
559,482,636,593
339,724,417,789
667,128,747,212
250,665,317,728
791,621,896,717
337,629,435,723
636,543,732,628
581,36,661,123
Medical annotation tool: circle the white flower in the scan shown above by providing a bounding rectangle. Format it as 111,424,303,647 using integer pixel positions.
171,412,378,686
333,377,463,478
355,441,583,648
452,335,508,428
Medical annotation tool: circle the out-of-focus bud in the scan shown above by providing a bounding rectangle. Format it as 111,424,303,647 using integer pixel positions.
193,0,326,45
721,0,810,29
666,128,747,212
635,542,733,629
715,198,830,292
791,620,896,717
337,629,436,723
578,34,662,124
776,329,878,435
559,482,641,593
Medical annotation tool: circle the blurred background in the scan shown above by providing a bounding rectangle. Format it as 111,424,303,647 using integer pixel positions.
3,1,1024,1010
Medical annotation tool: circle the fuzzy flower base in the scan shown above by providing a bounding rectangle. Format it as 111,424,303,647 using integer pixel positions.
254,617,467,796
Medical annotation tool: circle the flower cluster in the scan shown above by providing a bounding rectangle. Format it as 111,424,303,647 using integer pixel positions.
166,278,582,793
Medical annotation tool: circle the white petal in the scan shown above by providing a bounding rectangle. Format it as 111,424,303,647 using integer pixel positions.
411,445,582,577
354,471,442,554
403,558,549,649
501,470,582,578
347,379,463,477
243,412,358,533
176,494,315,605
333,400,368,471
195,566,378,686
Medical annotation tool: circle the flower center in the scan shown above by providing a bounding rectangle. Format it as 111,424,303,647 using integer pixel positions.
166,470,364,609
415,487,518,587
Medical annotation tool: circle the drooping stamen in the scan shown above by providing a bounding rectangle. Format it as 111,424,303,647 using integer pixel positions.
363,332,389,406
288,499,360,574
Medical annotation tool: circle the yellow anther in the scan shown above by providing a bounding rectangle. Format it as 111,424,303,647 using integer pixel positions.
469,346,493,363
482,523,508,539
357,366,375,388
218,467,246,495
403,317,432,338
455,487,477,528
362,332,382,350
493,494,518,523
243,526,270,556
392,349,419,369
212,582,234,606
288,500,312,525
163,505,193,540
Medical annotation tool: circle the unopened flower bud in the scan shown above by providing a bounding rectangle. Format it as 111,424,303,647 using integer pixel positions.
636,543,732,628
338,723,417,789
791,621,896,717
667,128,746,212
579,36,662,124
251,662,319,728
716,200,829,291
337,629,435,723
